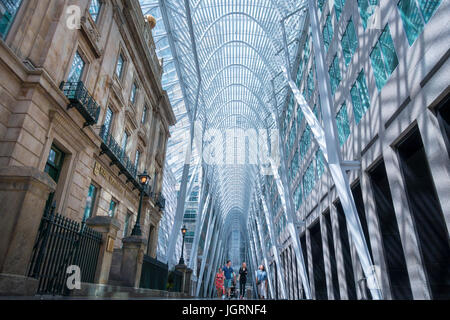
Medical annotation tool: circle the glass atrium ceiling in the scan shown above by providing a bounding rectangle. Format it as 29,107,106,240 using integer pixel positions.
140,0,308,220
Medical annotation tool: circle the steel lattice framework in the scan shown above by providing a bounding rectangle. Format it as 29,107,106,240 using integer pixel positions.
140,0,382,299
141,0,304,223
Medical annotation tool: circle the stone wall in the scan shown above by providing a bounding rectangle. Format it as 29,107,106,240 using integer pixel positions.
0,0,176,295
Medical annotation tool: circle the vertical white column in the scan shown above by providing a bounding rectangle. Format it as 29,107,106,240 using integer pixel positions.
257,178,288,299
251,208,275,299
279,1,383,299
203,221,220,297
195,209,217,296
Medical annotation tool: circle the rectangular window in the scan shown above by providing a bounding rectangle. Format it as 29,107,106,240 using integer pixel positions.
189,189,199,202
130,82,137,104
68,51,85,83
341,19,358,66
336,103,350,146
141,105,148,124
89,0,101,23
134,150,140,170
0,0,22,39
44,144,65,210
350,70,371,124
334,0,346,21
103,107,114,137
45,145,65,184
83,183,98,221
116,53,124,79
357,0,379,29
370,25,399,90
323,14,333,52
108,199,118,218
123,212,132,238
329,55,341,96
121,132,129,155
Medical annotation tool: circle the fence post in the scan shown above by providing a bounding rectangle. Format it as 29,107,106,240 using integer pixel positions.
86,216,120,285
120,235,146,288
175,264,193,296
0,167,55,296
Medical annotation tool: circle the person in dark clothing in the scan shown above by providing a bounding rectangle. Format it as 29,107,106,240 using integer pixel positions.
238,262,248,299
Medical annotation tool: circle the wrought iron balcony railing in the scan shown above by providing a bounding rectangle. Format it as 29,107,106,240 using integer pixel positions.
156,193,166,210
60,81,101,127
99,125,141,190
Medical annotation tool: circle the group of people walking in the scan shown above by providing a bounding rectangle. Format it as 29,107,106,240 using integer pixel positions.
214,261,268,300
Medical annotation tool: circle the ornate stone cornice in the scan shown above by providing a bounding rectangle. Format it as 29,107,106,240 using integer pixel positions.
80,14,103,58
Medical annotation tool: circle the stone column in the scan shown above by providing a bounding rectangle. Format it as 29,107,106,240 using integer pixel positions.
86,216,121,285
120,236,146,288
0,167,55,295
175,264,187,294
184,267,193,296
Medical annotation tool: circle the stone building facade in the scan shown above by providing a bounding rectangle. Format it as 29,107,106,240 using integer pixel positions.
0,0,175,292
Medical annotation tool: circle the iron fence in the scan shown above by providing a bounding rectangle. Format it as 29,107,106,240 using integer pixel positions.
170,270,183,292
28,203,102,296
139,255,168,291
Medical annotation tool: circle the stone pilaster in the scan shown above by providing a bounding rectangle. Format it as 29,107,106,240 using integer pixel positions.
86,216,121,285
120,236,146,288
175,264,193,295
0,167,55,296
0,167,56,276
184,267,193,295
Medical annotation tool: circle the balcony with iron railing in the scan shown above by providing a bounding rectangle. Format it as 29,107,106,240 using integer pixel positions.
99,125,141,190
60,81,101,127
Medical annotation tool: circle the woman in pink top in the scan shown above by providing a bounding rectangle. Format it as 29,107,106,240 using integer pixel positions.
215,267,225,298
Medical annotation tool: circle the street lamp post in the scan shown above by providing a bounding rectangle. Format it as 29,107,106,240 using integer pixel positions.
131,170,151,236
179,225,187,265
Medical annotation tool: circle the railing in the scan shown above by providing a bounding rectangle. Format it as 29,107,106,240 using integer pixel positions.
99,125,140,190
28,203,102,296
139,255,168,291
168,270,183,292
156,193,166,210
60,81,101,127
